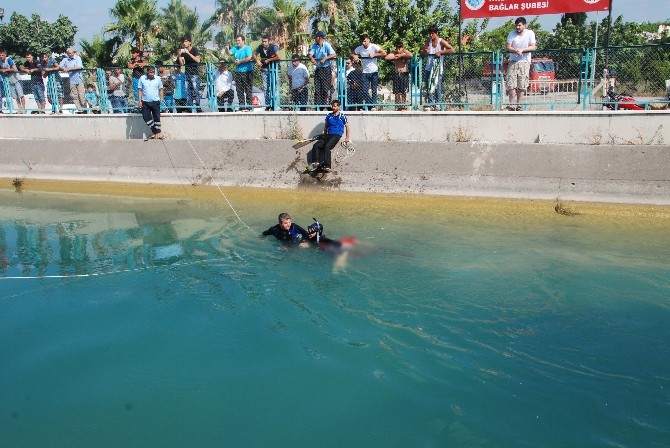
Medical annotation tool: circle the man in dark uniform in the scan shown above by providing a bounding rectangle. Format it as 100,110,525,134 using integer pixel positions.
262,213,310,247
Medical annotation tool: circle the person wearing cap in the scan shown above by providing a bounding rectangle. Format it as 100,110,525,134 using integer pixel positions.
350,34,386,109
137,66,164,140
308,31,336,109
178,36,201,111
505,17,536,111
288,55,309,110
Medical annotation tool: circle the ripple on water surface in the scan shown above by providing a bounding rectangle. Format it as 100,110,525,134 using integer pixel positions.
1,186,669,447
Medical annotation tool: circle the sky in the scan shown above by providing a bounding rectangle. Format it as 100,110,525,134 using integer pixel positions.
2,0,668,49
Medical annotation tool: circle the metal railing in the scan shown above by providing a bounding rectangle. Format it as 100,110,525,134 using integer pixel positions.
1,44,668,114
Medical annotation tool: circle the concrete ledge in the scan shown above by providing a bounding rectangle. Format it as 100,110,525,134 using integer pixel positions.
0,110,668,145
1,139,669,205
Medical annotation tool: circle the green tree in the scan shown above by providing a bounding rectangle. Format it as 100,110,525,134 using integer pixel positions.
338,0,461,55
154,0,213,63
259,0,311,55
311,0,355,39
0,12,77,57
560,13,587,28
209,0,265,43
105,0,159,54
534,15,649,82
80,35,121,67
545,15,646,49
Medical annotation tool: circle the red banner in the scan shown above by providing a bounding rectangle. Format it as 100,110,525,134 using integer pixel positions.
461,0,610,19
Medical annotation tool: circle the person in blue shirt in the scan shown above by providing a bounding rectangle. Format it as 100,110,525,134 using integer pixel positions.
171,58,187,113
137,66,164,140
308,99,351,172
308,31,337,108
84,84,100,113
226,35,254,111
39,52,64,114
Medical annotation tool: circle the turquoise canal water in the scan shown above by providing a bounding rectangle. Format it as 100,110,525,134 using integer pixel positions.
1,189,669,447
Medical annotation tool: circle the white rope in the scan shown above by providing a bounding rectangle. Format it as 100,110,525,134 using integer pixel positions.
335,140,356,162
165,110,253,231
0,256,234,281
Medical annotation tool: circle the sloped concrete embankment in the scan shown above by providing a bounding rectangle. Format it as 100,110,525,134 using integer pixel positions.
1,138,669,205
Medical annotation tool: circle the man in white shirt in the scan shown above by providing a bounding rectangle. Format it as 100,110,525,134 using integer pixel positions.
288,55,309,111
60,48,86,113
108,67,128,113
215,62,234,112
351,34,386,109
505,17,537,111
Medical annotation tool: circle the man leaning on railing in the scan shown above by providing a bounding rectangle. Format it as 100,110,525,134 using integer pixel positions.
178,36,201,112
20,51,46,114
309,31,337,110
254,35,280,111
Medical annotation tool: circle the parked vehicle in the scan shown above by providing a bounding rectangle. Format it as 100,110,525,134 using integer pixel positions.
601,84,645,111
601,68,645,111
483,58,557,94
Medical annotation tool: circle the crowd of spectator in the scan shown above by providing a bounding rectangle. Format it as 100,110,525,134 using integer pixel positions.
0,25,457,115
6,20,660,115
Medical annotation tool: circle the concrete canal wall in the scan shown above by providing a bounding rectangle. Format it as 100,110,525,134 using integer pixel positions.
0,111,668,204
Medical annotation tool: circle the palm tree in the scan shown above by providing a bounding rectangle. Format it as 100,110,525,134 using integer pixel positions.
260,0,311,54
310,0,354,37
105,0,159,54
154,0,213,62
209,0,263,40
80,34,122,67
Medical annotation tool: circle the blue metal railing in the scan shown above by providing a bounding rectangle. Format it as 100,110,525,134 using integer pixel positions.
1,45,666,114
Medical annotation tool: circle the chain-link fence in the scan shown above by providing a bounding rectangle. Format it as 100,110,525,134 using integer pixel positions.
588,44,670,110
1,44,668,114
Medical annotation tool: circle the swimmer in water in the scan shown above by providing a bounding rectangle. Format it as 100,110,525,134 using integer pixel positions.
305,218,359,271
261,212,311,247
